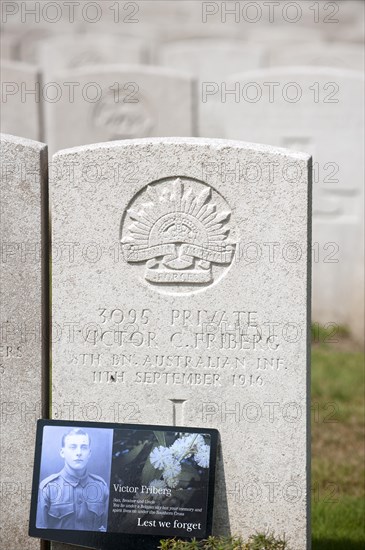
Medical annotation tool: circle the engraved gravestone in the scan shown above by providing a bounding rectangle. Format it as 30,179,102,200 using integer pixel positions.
223,68,364,343
0,133,48,549
0,61,42,141
38,35,148,75
158,39,265,138
51,137,311,549
45,67,195,155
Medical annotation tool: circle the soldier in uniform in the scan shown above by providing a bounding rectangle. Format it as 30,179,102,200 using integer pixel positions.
36,428,109,531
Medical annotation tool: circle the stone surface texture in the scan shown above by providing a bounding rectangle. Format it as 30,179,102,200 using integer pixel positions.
0,133,48,550
51,137,311,549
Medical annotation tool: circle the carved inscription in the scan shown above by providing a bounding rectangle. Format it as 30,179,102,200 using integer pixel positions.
60,308,288,385
121,177,236,290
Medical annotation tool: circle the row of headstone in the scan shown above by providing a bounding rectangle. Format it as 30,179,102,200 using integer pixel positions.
2,59,364,139
2,31,364,71
0,132,311,550
0,62,196,148
2,60,364,343
1,0,364,43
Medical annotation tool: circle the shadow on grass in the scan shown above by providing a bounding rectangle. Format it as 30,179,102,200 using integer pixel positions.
313,539,365,550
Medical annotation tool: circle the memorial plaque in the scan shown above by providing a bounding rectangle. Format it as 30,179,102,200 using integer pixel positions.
0,133,48,549
223,68,364,343
29,420,217,549
0,61,43,141
51,137,311,549
45,67,195,155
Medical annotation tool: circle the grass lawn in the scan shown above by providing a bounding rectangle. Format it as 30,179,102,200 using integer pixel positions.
311,342,365,549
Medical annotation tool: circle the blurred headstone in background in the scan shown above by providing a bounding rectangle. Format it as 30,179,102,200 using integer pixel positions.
158,39,266,137
158,39,266,74
222,67,364,343
38,34,149,76
269,43,365,70
0,31,19,60
244,27,326,44
15,29,61,64
320,0,365,42
0,133,48,550
44,66,195,155
0,61,43,141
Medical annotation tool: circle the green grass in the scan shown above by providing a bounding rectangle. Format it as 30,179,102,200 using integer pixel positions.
312,497,365,549
311,344,365,548
311,322,350,345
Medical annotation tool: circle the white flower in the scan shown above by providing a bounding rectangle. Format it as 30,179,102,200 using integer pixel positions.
162,459,182,480
164,475,179,488
194,444,210,468
149,446,174,470
193,434,206,450
171,434,206,459
171,437,193,459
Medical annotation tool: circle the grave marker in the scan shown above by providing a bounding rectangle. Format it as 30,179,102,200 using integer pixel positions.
45,66,195,155
51,137,311,549
0,133,48,550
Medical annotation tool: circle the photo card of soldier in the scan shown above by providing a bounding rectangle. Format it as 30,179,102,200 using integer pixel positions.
29,420,218,550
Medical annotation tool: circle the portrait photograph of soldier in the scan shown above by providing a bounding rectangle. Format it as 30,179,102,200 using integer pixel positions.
36,425,113,532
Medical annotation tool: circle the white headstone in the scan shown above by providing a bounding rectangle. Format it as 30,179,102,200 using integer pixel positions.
45,66,195,155
0,61,42,141
38,34,148,75
223,67,364,343
0,133,48,550
51,137,311,549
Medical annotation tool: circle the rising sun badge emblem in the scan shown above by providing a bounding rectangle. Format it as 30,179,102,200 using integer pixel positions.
120,177,236,289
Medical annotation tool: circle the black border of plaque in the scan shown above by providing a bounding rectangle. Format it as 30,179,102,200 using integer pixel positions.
29,419,218,549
